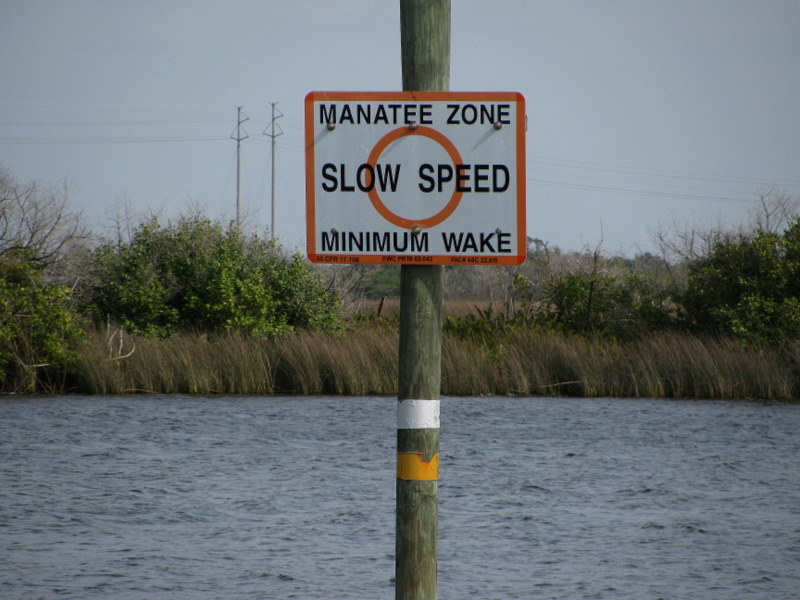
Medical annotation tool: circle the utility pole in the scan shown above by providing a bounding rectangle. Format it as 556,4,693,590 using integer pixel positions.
263,102,283,240
231,106,249,228
396,2,449,600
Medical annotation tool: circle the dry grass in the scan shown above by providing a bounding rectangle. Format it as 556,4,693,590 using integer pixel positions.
65,325,800,400
72,327,398,396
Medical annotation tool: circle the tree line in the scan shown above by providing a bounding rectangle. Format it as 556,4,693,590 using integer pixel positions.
1,165,798,393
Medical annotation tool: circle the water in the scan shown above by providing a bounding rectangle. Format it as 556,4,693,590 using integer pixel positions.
1,396,798,599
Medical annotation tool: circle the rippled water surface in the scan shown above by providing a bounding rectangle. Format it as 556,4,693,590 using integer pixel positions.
2,395,799,599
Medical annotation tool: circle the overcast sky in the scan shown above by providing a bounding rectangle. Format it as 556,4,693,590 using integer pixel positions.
2,0,799,256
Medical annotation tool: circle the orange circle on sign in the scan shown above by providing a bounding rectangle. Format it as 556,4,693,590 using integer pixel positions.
366,126,464,229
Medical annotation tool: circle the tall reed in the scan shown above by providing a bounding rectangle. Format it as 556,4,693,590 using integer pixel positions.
66,326,799,399
71,327,399,396
497,330,799,400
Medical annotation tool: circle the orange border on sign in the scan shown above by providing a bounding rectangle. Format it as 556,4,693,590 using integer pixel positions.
366,125,464,229
305,91,526,265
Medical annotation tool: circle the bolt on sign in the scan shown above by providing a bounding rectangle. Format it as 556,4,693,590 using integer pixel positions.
305,91,526,265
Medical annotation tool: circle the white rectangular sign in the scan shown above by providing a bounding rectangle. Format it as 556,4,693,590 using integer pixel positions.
305,91,526,265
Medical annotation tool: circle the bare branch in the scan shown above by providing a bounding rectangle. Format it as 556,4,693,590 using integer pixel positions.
0,166,88,265
751,189,799,233
106,325,136,361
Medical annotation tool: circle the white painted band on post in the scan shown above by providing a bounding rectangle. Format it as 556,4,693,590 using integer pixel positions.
397,399,440,429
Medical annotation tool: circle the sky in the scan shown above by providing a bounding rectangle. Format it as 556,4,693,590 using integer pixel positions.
2,0,799,256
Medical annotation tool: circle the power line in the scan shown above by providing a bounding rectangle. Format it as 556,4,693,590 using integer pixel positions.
0,135,227,145
527,154,800,189
528,177,756,204
0,119,229,127
2,107,796,209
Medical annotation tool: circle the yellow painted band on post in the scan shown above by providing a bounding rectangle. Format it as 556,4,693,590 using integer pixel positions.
397,452,440,481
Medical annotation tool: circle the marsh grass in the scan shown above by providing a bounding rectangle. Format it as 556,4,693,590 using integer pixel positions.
72,327,398,396
500,330,800,399
65,325,799,400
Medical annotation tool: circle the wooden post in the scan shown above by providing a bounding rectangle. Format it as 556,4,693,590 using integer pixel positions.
397,2,449,599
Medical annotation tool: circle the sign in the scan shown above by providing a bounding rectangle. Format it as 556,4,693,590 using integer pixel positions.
305,91,526,265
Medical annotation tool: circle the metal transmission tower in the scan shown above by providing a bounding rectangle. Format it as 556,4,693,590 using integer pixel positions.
230,106,249,228
263,102,283,240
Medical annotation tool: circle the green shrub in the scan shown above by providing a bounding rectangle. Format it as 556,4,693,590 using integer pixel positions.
84,216,342,336
681,219,800,343
541,272,675,339
0,259,84,391
443,304,526,355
